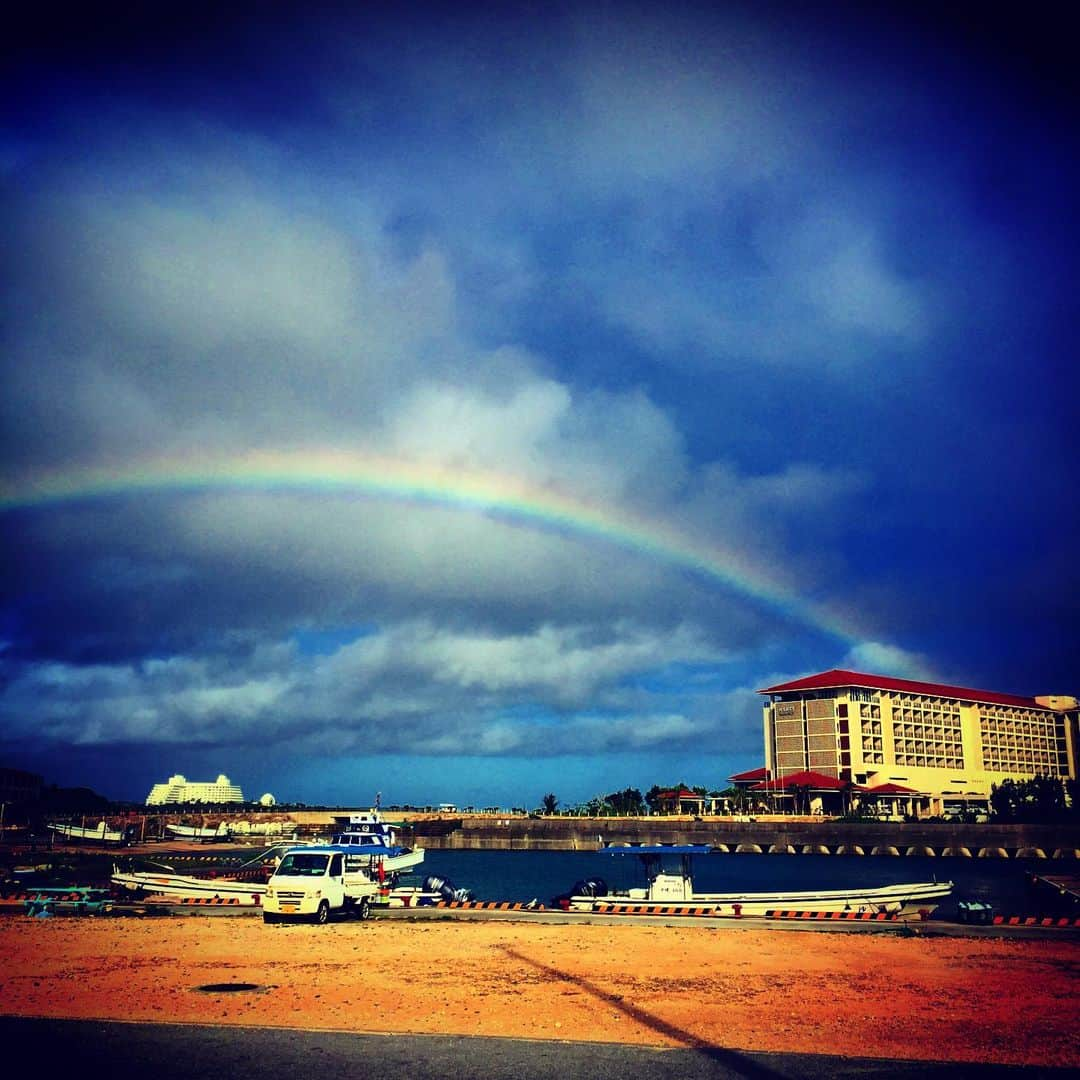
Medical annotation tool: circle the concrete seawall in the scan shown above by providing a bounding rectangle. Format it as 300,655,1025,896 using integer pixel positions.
400,817,1080,859
40,810,1079,860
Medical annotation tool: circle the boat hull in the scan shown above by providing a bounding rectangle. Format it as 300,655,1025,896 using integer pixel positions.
111,869,432,909
371,848,425,874
322,844,425,875
373,885,445,908
49,823,127,845
165,824,229,842
569,881,952,917
111,868,267,904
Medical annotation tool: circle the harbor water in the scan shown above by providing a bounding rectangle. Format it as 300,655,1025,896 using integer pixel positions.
16,842,1076,922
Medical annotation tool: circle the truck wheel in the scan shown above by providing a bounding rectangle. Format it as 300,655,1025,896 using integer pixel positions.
263,913,279,924
358,897,371,921
314,900,330,925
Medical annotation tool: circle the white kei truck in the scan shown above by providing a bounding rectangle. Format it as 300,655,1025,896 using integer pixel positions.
262,845,380,924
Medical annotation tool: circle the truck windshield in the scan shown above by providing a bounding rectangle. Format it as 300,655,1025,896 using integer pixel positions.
276,853,329,876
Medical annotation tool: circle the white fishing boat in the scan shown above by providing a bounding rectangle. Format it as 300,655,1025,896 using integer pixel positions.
48,821,129,845
553,845,953,917
328,811,425,875
111,865,268,904
165,821,230,842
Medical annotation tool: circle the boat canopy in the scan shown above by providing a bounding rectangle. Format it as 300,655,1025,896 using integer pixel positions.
290,844,360,856
601,844,713,856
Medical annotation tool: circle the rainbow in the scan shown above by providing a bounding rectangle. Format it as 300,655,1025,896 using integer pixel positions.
0,449,860,642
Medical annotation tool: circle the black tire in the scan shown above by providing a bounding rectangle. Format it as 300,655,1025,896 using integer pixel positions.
263,912,279,924
314,900,330,925
358,896,371,921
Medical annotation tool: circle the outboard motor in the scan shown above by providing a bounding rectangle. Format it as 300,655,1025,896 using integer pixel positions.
423,874,474,903
551,877,608,911
423,874,450,894
572,877,608,898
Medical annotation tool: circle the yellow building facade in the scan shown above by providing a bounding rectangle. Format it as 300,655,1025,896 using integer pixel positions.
758,670,1078,813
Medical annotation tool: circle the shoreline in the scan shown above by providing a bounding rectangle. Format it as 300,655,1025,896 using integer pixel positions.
1,914,1077,1066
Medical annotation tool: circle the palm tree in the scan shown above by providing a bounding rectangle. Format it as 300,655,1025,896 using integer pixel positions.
542,793,558,815
790,783,812,816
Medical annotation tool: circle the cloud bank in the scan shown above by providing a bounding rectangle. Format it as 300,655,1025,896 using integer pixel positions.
2,4,1076,802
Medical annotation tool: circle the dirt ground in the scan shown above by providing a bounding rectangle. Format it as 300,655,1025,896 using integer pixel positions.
1,915,1077,1067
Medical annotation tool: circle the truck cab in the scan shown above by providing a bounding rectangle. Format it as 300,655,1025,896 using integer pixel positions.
263,845,379,924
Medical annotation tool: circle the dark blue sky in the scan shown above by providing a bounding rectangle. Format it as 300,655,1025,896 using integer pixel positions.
2,2,1077,806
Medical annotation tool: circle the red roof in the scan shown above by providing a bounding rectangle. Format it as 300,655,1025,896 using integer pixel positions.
751,770,852,792
757,669,1044,710
728,766,768,783
862,782,920,796
656,789,703,800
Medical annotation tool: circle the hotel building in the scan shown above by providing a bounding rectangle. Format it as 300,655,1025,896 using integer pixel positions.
145,773,245,806
758,670,1079,813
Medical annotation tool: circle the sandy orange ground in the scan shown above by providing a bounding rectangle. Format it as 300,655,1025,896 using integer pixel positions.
1,915,1077,1067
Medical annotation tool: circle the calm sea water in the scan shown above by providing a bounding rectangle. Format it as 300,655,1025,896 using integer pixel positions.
407,849,1077,920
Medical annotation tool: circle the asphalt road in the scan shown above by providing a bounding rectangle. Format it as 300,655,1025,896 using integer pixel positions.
1,1017,1071,1079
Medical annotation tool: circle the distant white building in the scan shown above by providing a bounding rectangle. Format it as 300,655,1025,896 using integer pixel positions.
258,792,276,806
145,773,245,806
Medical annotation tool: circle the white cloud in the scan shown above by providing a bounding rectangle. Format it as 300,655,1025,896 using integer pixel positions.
384,377,687,504
589,201,933,367
0,655,292,747
842,641,936,681
787,214,930,346
0,617,732,758
0,21,969,785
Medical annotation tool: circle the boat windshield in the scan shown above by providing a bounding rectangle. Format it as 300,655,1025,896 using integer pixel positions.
276,853,329,877
333,832,390,846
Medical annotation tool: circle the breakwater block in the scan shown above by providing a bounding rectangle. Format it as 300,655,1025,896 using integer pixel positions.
992,914,1080,927
765,909,897,921
589,904,723,917
435,900,546,911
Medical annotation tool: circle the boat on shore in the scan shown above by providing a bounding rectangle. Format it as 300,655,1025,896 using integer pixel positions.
110,849,446,909
327,811,425,875
553,844,954,917
48,821,130,845
111,865,269,904
165,822,230,842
